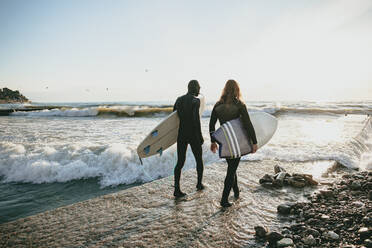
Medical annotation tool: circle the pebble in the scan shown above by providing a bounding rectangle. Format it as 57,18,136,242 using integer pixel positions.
324,231,340,240
277,238,294,247
358,227,371,240
321,214,330,220
351,181,362,190
303,234,316,245
352,201,365,208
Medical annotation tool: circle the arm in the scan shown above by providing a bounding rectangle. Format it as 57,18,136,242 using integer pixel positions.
240,103,257,145
173,98,178,112
209,105,218,143
192,98,204,144
209,104,218,153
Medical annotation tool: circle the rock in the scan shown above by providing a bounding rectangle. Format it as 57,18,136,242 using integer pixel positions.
273,172,287,187
362,216,372,225
319,190,334,198
351,181,362,190
274,165,286,174
254,226,267,239
364,239,372,248
267,231,283,244
369,191,372,201
363,182,372,190
324,231,340,240
259,174,274,184
321,214,330,220
278,204,293,215
305,228,320,238
288,178,306,188
352,201,365,208
302,174,319,186
358,227,371,240
261,182,274,188
277,238,294,247
303,234,316,246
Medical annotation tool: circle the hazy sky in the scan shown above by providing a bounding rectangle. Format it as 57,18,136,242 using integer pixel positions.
1,0,371,102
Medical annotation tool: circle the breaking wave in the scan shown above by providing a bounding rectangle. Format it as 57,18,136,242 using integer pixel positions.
6,101,371,118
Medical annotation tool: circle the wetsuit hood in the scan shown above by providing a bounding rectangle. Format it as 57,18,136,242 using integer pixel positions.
187,80,200,96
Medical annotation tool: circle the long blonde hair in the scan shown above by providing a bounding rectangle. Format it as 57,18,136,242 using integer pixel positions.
219,79,242,104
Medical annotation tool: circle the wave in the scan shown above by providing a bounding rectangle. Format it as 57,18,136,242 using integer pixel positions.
0,117,370,187
243,116,372,170
271,107,372,116
10,106,173,117
7,103,372,118
0,142,219,187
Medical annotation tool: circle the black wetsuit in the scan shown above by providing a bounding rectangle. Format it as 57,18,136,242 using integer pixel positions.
209,98,257,203
173,93,204,191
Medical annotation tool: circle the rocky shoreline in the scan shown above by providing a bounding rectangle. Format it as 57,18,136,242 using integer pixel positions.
0,87,29,103
255,171,372,247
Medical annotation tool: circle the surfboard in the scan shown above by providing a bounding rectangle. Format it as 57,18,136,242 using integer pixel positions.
211,112,277,158
137,94,206,159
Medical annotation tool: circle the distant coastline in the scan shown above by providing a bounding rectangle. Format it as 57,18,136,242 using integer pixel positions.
0,88,29,103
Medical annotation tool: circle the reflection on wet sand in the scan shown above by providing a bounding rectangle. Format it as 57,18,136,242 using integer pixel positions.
0,160,332,247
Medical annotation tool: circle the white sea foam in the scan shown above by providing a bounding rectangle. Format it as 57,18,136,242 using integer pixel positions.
1,107,370,187
0,141,219,187
11,108,99,117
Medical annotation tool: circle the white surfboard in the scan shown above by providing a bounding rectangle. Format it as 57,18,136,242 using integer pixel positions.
137,95,206,159
212,112,277,158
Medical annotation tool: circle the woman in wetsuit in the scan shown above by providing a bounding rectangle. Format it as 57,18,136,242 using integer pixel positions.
209,79,258,207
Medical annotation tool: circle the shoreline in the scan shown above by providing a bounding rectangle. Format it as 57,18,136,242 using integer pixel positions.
271,171,372,247
0,159,334,248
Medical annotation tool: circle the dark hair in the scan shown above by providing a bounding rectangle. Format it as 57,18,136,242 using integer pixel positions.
188,80,200,95
219,79,242,104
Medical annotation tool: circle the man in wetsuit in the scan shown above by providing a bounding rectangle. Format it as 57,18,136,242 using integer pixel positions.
173,80,204,197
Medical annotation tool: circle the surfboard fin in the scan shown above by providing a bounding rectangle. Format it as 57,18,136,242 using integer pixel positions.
157,147,163,156
138,155,143,165
144,145,151,155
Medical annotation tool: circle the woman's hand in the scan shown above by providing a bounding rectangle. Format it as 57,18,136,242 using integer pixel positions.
210,143,218,153
252,144,258,153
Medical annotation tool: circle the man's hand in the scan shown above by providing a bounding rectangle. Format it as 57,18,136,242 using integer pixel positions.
210,143,218,153
252,144,258,153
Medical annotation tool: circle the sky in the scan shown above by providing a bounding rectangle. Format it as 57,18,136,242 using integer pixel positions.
0,0,371,102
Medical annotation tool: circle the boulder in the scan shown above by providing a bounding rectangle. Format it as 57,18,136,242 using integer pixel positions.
254,226,267,239
267,231,283,244
288,178,306,188
278,204,293,215
259,174,274,184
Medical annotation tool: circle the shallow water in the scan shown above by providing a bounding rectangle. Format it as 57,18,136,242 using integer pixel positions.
0,159,341,248
0,101,371,225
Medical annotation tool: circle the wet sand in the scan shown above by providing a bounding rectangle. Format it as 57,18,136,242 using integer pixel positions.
0,160,328,248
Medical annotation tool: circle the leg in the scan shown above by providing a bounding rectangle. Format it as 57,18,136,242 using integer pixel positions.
233,163,240,198
221,158,240,207
174,139,188,197
190,140,204,190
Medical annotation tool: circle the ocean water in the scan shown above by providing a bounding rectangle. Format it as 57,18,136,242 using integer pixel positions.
0,101,371,224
